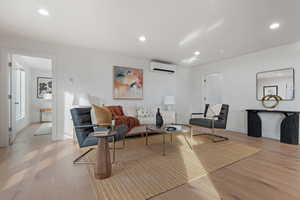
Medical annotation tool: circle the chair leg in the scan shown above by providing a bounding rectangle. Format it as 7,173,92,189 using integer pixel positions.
73,148,95,164
195,133,229,143
191,119,228,143
210,120,228,142
191,124,228,143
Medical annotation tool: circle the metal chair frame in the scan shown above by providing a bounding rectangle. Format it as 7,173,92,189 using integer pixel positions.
72,124,126,165
190,113,228,143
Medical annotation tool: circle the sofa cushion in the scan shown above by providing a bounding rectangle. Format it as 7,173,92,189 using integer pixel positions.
137,106,175,125
138,117,154,125
123,104,137,117
137,107,153,118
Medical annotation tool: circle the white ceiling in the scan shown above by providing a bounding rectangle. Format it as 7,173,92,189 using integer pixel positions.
13,55,52,71
1,0,300,66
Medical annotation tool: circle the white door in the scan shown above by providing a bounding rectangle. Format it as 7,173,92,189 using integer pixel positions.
203,73,223,105
9,55,26,144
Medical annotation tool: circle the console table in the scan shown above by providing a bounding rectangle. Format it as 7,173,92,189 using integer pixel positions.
246,109,299,145
40,108,52,122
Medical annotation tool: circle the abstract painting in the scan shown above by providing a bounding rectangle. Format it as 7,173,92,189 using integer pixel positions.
37,77,52,99
113,66,143,99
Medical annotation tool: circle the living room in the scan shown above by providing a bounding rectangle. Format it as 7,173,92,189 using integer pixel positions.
1,1,300,200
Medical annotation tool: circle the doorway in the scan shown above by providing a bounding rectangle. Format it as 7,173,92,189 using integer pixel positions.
8,54,53,144
203,73,223,105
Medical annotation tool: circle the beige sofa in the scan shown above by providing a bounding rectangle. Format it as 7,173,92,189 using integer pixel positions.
123,104,176,136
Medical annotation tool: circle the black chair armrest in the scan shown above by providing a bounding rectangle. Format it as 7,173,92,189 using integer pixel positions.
191,112,204,115
213,115,224,120
74,124,98,129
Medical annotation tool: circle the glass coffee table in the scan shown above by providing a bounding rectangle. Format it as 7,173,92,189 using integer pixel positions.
145,124,192,156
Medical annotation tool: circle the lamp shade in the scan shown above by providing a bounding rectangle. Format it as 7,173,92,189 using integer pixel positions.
164,96,175,105
73,93,91,107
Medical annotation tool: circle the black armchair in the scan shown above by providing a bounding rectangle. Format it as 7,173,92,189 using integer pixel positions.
189,104,229,142
70,107,128,164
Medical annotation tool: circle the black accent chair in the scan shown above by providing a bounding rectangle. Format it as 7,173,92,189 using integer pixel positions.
189,104,229,142
70,107,128,164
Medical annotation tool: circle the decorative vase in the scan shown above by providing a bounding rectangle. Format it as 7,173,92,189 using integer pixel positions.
156,108,164,128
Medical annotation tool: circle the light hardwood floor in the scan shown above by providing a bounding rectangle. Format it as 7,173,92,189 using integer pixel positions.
1,123,300,200
0,123,95,200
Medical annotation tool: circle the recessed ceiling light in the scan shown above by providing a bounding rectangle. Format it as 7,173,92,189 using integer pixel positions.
194,51,200,56
139,35,146,42
269,22,280,30
38,8,49,16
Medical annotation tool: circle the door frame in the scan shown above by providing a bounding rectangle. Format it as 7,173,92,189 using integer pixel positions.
1,48,58,146
202,72,223,107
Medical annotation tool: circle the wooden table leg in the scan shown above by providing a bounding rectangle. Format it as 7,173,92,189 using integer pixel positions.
95,137,112,179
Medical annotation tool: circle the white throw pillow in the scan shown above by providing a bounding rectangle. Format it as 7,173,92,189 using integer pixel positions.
90,107,97,125
206,104,222,119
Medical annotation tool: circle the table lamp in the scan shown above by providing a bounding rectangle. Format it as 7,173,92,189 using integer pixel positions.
164,96,175,111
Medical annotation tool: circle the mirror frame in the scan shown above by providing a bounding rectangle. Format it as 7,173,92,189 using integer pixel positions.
256,68,295,101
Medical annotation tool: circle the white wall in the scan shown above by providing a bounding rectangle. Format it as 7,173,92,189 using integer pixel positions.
176,67,192,123
29,68,52,123
59,52,177,139
191,42,300,140
0,34,186,146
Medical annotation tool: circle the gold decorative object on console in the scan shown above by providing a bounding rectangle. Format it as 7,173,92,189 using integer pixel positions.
262,95,282,109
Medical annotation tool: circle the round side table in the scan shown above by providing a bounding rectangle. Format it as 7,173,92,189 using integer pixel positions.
91,131,117,179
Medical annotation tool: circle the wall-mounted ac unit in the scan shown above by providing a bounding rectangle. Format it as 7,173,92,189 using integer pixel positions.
150,61,176,74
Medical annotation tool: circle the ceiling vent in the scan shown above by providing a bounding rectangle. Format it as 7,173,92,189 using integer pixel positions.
150,61,176,74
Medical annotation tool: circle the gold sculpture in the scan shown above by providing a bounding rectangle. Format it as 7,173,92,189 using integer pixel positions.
262,95,282,109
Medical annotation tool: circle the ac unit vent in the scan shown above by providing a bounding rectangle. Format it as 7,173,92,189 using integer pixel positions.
150,61,176,74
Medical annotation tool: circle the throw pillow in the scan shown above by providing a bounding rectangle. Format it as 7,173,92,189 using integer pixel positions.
90,107,97,125
206,104,222,120
92,104,112,126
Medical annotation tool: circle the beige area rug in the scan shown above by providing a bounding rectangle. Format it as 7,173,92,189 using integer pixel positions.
85,133,259,200
34,123,52,136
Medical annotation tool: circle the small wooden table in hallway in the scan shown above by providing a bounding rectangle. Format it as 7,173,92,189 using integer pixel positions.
40,108,52,122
